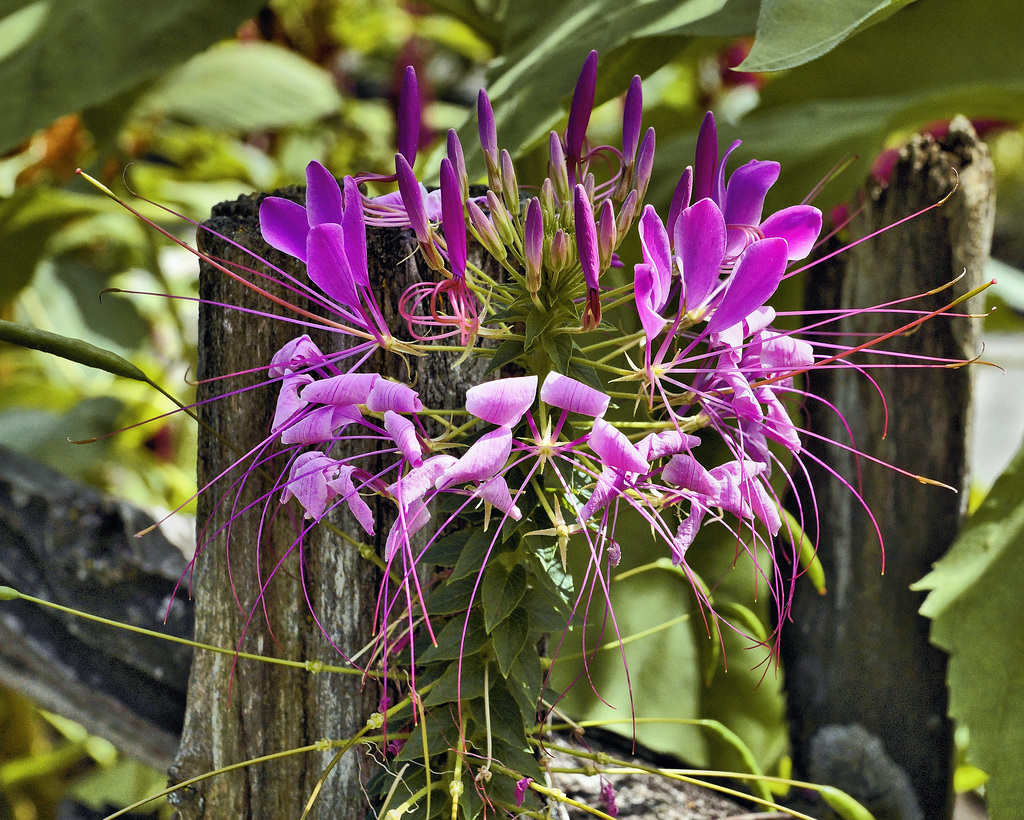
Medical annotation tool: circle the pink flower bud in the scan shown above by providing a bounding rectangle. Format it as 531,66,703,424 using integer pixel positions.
524,197,544,295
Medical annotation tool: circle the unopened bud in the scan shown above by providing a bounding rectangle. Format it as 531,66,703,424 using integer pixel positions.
634,126,656,203
478,90,500,190
467,200,506,261
548,131,570,203
616,189,638,240
500,149,520,217
597,200,616,270
540,178,557,222
549,228,569,272
486,190,518,248
583,172,595,203
447,129,469,202
524,197,544,295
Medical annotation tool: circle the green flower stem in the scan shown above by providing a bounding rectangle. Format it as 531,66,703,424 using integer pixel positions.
554,612,691,662
0,586,367,677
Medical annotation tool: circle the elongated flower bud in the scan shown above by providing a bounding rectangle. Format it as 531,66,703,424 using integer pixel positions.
622,74,643,169
548,131,570,203
396,153,445,271
566,50,598,172
667,166,693,242
549,228,568,272
524,197,544,295
616,189,638,239
478,89,500,191
574,184,601,330
634,127,656,204
446,129,469,201
500,149,520,218
397,65,420,164
440,157,466,278
467,199,506,261
487,190,518,248
597,200,616,270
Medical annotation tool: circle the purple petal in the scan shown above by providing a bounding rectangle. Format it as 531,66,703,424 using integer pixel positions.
386,498,431,560
300,372,379,406
634,128,656,198
447,129,468,199
714,139,741,208
760,332,814,372
667,167,693,242
305,161,344,227
341,177,369,287
705,237,787,336
269,335,325,377
677,198,727,313
283,452,336,519
260,197,310,262
477,89,497,163
757,388,802,454
440,158,467,277
307,223,360,310
637,429,701,461
327,465,375,535
272,373,313,433
280,406,351,445
566,50,598,165
465,375,537,427
366,379,423,414
589,418,650,475
474,475,522,520
622,75,643,165
722,160,779,229
759,205,822,260
395,153,430,244
540,372,609,417
388,455,457,507
578,465,625,521
672,505,705,564
524,197,544,287
634,263,667,341
693,112,718,201
663,454,720,499
385,410,423,467
436,426,512,490
397,65,421,164
573,185,599,290
638,206,671,303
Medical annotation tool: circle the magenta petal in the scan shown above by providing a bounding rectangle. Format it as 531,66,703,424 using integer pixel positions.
722,160,780,228
677,198,726,312
305,161,344,227
386,498,431,560
397,65,421,164
269,335,325,377
283,452,336,519
272,373,313,433
566,50,598,164
384,410,423,467
693,112,718,201
389,455,457,507
638,206,671,302
634,263,667,341
440,157,467,277
465,375,537,426
260,197,310,262
589,418,650,475
436,426,512,490
307,223,360,310
573,185,600,289
667,166,693,241
327,465,375,535
395,153,430,244
280,406,350,445
760,332,814,372
672,505,705,564
578,466,624,521
759,205,822,260
301,372,379,406
540,372,609,418
705,237,787,336
637,429,701,461
366,379,423,414
341,177,369,287
474,475,522,520
663,454,720,499
757,388,802,454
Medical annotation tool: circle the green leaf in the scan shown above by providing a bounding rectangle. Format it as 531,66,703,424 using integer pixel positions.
418,610,488,664
423,654,488,707
138,41,341,132
492,607,531,677
0,0,266,152
421,528,473,568
818,784,878,820
0,319,147,382
914,441,1024,820
481,563,527,632
484,338,525,375
741,0,918,72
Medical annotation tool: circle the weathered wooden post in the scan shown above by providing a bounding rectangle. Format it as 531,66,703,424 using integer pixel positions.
169,190,489,819
783,118,994,820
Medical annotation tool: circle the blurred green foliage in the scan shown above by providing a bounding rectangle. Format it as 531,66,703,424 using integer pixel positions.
1,0,1023,817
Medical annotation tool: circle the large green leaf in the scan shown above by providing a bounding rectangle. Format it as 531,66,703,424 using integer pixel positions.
137,42,342,132
0,0,265,152
914,441,1024,820
652,0,1024,214
740,0,918,72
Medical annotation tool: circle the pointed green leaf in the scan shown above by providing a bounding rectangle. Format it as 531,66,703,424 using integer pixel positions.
481,563,527,632
418,610,488,664
741,0,918,72
492,607,531,677
915,441,1024,820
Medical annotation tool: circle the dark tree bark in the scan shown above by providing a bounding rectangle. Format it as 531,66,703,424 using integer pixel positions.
783,118,994,820
169,190,492,819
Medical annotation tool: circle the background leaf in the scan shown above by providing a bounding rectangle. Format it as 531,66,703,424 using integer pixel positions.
915,441,1024,820
0,0,265,152
137,41,342,133
740,0,918,71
